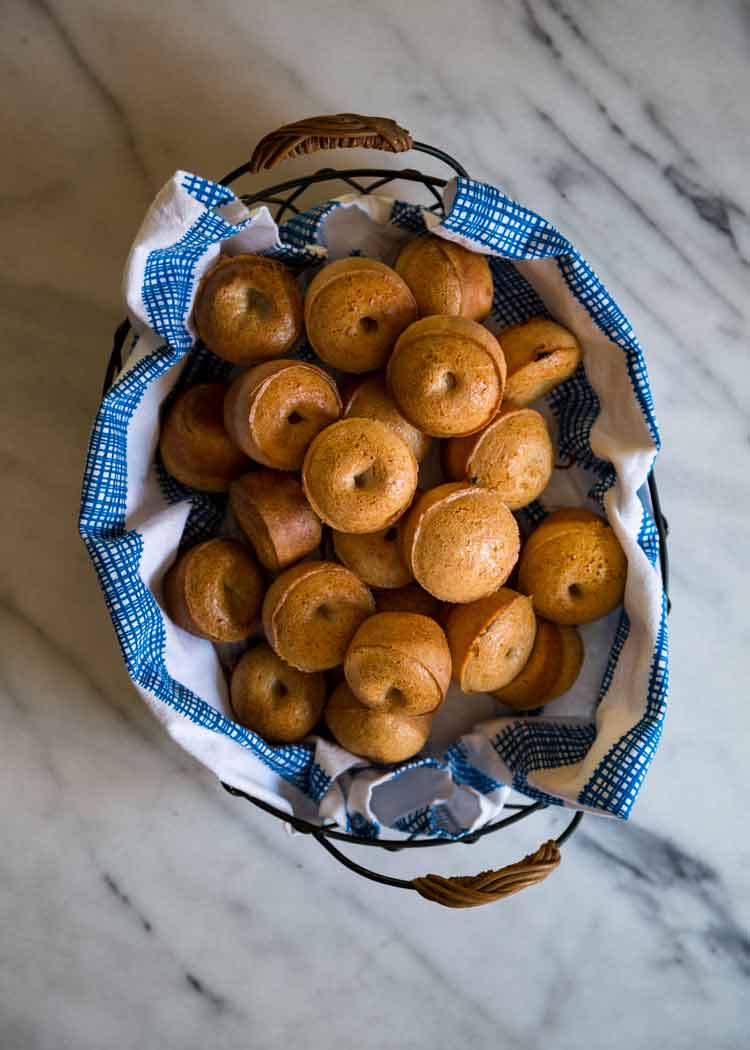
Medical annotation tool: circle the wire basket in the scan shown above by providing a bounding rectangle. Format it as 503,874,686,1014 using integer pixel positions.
103,114,670,907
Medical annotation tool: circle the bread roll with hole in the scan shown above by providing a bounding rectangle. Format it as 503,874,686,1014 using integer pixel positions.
223,360,341,470
387,316,506,437
230,644,326,743
262,560,374,671
344,612,451,716
163,538,263,643
517,509,627,624
304,257,417,372
193,254,303,364
302,418,418,533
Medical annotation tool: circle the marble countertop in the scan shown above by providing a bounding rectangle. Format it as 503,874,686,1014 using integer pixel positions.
2,1,747,1047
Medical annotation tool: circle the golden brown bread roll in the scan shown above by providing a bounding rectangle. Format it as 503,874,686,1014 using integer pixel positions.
517,509,627,624
159,382,249,492
333,525,412,589
325,682,432,763
445,588,537,693
400,483,520,604
494,619,583,709
499,316,583,405
302,418,418,533
394,233,494,320
194,254,303,364
520,507,598,559
230,643,326,743
386,316,507,437
344,375,431,462
344,612,451,716
229,470,321,572
223,360,342,470
163,538,263,643
262,560,375,671
442,403,554,510
304,257,417,372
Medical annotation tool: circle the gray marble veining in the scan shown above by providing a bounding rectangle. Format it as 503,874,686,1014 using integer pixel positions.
1,1,747,1047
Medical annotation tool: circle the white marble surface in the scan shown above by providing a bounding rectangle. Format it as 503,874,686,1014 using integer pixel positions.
1,1,748,1047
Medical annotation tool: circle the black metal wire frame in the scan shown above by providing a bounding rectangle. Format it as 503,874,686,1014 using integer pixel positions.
222,784,585,893
102,138,670,889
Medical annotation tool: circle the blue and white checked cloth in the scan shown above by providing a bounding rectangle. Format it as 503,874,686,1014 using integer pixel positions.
80,171,669,837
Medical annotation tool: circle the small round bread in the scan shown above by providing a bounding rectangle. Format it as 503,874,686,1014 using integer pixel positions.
443,403,554,510
517,509,627,624
499,316,583,405
400,483,520,604
223,360,342,470
344,612,451,716
344,375,431,462
374,583,446,622
387,316,507,437
230,644,326,743
302,418,418,533
193,254,303,364
229,470,321,573
333,524,412,589
520,507,600,561
262,560,375,672
394,233,493,321
325,682,432,763
159,382,249,492
445,588,536,693
163,538,263,643
304,257,417,373
495,620,583,710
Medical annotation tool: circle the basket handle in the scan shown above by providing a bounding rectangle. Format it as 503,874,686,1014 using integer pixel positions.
413,841,561,906
313,832,561,908
249,113,413,173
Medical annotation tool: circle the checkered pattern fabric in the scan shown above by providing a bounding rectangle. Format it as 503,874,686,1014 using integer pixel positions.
80,170,668,836
443,178,570,258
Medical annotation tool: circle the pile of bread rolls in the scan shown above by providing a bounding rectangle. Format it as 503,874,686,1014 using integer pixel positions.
159,235,627,763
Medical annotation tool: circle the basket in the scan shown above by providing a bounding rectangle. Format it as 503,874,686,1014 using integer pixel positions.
97,114,670,908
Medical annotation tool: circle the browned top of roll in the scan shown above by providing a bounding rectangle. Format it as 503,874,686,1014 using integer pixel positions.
302,417,418,533
194,254,303,364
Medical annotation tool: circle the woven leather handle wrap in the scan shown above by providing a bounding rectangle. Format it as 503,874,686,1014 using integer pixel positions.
249,114,413,173
412,840,561,908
